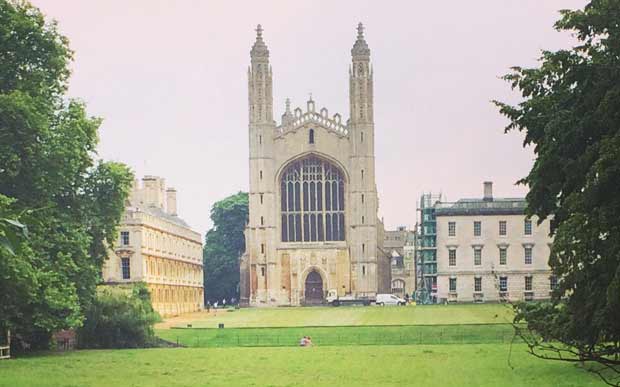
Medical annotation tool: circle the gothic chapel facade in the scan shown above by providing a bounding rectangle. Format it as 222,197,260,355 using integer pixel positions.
240,24,390,306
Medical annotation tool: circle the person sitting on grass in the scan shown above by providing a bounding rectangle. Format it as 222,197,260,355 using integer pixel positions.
306,336,313,347
299,336,308,347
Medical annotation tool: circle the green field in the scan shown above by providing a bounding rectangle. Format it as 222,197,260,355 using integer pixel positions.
167,304,514,328
0,305,605,386
0,345,605,387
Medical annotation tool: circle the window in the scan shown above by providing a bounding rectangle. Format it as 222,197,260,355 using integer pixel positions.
474,277,482,292
449,278,457,292
361,194,364,204
524,219,532,235
392,279,405,293
361,169,364,180
474,221,481,237
260,170,263,180
499,276,508,292
362,265,366,276
474,249,482,266
362,243,365,253
260,216,264,226
449,249,456,266
525,276,533,291
499,247,507,265
499,221,507,236
280,156,345,242
261,267,265,276
309,128,315,144
448,222,456,237
120,231,130,246
392,256,404,267
260,193,264,204
361,131,364,142
362,216,365,224
121,257,131,279
525,247,533,264
259,134,262,144
261,243,265,254
550,275,558,290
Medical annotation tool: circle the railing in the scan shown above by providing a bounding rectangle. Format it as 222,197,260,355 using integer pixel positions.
0,346,9,360
161,323,520,348
0,330,9,360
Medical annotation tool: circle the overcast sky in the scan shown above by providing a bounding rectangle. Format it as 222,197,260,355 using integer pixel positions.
32,0,587,237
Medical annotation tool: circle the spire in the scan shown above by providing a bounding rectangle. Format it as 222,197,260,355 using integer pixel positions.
251,24,269,59
351,22,370,58
282,98,294,126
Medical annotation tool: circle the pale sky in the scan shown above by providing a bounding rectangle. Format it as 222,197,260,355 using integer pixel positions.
32,0,587,237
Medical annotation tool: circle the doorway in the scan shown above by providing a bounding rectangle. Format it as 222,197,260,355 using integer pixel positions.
304,270,324,304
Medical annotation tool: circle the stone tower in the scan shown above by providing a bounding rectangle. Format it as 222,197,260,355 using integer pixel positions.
245,24,278,304
240,24,390,307
347,23,383,295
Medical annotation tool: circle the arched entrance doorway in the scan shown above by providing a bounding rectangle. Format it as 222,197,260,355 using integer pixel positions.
304,270,324,304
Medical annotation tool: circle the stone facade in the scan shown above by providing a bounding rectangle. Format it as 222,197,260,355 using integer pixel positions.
435,182,554,303
384,227,416,297
102,176,204,317
240,24,391,307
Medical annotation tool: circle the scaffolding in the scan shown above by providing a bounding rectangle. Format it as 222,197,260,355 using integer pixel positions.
414,193,441,304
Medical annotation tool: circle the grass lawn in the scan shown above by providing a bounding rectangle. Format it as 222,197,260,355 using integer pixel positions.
159,304,514,329
0,344,605,387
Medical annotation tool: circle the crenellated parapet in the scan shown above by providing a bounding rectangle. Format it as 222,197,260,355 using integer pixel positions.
276,97,348,137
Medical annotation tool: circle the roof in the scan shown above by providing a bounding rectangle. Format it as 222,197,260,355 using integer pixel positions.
136,205,191,228
434,198,527,216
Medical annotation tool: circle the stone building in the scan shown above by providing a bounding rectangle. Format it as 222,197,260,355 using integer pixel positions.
103,176,204,316
435,182,554,303
384,227,416,297
239,24,391,306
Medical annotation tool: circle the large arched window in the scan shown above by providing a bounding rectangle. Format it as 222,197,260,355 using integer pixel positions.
280,156,345,242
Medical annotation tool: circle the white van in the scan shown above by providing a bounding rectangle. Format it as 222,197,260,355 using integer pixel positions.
376,294,407,306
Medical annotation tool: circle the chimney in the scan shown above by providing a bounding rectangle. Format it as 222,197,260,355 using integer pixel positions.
483,181,493,201
166,188,177,216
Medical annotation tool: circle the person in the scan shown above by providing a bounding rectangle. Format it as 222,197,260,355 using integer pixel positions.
306,336,313,347
222,298,226,308
299,336,307,347
206,301,211,312
405,293,410,304
214,301,218,309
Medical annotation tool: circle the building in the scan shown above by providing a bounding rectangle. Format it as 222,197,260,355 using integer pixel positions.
414,193,441,304
384,227,415,297
435,182,553,303
239,24,391,306
103,176,204,317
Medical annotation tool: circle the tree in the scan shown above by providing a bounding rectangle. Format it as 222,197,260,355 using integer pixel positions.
0,0,133,350
495,1,620,385
203,192,248,304
77,283,161,349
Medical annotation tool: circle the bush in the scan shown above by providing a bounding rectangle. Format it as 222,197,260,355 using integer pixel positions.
77,283,161,349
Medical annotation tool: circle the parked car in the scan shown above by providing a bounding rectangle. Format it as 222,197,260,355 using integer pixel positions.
376,294,407,306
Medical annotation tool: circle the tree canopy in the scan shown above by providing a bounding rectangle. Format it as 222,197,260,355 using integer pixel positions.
0,0,133,350
203,192,248,304
495,1,620,384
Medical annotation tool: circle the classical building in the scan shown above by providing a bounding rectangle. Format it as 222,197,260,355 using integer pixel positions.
435,182,554,303
103,176,204,316
239,24,391,306
384,227,416,297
